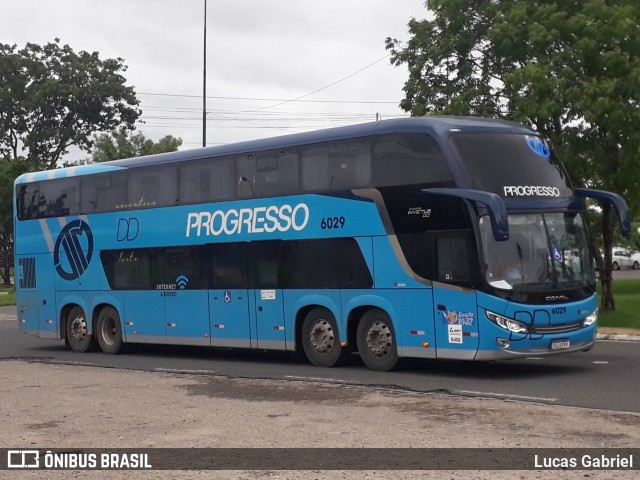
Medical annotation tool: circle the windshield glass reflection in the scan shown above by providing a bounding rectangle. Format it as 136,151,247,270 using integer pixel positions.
479,212,593,291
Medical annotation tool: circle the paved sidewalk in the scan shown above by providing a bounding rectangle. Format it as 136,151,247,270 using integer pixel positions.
596,327,640,342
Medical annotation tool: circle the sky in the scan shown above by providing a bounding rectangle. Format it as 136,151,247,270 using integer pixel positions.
2,0,428,162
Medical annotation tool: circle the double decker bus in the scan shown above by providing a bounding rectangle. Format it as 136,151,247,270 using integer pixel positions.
14,117,630,371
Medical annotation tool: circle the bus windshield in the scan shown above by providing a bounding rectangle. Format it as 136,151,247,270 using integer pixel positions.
479,212,594,291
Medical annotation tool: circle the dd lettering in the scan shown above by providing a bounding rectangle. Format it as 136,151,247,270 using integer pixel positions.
117,218,140,242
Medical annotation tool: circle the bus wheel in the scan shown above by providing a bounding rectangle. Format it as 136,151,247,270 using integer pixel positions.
301,308,348,368
357,310,398,371
66,306,93,353
95,307,123,355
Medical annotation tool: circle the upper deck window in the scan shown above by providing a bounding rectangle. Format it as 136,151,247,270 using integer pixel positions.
371,133,452,187
16,133,454,220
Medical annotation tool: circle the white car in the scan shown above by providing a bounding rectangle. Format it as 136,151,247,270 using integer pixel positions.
611,248,634,270
632,252,640,270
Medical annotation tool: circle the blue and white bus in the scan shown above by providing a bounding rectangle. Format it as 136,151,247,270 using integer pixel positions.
14,117,631,371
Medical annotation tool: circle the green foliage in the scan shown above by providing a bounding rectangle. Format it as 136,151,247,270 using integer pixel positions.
0,39,141,170
387,0,640,310
0,159,30,285
89,131,183,163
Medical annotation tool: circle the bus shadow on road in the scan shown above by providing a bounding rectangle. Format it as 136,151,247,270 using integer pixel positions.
396,356,589,378
20,341,590,380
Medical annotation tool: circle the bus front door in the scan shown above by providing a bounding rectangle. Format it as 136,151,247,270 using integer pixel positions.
253,289,286,350
432,284,479,360
209,289,251,348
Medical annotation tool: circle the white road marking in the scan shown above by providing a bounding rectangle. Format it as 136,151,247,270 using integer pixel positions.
154,368,218,374
284,375,347,383
454,390,557,402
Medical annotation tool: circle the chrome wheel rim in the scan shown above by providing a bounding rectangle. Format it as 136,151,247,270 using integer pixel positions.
70,315,87,341
365,321,392,357
309,319,334,355
101,316,117,346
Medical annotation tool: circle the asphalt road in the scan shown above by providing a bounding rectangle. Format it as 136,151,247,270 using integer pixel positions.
2,306,639,415
613,268,640,280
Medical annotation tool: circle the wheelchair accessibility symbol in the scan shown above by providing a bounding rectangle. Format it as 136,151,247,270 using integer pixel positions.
54,220,94,281
224,291,232,303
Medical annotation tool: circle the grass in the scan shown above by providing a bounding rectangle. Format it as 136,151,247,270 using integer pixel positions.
598,279,640,330
0,285,15,307
0,279,637,328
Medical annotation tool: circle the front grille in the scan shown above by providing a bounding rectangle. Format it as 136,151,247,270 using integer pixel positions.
529,321,583,334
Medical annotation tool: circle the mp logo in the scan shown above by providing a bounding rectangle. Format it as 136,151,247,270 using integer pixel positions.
53,220,94,280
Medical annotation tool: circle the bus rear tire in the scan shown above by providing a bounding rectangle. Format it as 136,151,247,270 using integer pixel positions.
66,306,93,353
301,308,348,368
357,309,398,371
95,307,123,355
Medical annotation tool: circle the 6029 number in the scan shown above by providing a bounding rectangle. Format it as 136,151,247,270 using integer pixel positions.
320,216,346,229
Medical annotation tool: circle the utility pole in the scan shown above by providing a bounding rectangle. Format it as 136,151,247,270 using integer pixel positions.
202,0,207,147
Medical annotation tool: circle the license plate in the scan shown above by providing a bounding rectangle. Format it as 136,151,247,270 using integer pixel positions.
551,338,570,350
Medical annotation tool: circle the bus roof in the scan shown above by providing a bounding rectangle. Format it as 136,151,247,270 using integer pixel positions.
16,116,535,184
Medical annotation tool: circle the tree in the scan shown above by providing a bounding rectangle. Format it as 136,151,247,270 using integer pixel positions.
89,131,183,163
0,159,30,286
386,0,640,311
0,39,141,170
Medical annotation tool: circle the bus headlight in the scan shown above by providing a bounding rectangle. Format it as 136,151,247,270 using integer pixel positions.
583,308,598,327
486,311,529,334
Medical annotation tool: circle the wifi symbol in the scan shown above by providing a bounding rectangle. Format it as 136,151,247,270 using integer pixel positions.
176,275,189,289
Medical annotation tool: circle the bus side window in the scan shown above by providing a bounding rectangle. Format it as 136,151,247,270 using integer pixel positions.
250,242,280,289
85,173,127,213
301,141,370,192
38,178,79,218
100,249,151,290
211,243,247,289
236,155,257,198
180,158,235,203
280,239,373,289
436,235,471,283
128,166,177,208
371,133,451,187
254,151,299,197
17,183,40,220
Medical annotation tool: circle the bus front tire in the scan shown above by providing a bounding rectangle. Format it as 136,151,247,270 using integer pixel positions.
301,308,348,368
357,309,398,372
65,306,93,353
95,307,123,355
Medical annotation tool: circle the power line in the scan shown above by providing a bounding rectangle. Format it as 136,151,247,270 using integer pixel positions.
137,93,399,105
253,54,393,112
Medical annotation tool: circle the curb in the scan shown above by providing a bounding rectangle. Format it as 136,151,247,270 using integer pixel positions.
596,333,640,342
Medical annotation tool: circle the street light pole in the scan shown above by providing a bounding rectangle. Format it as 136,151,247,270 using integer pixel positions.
202,0,207,147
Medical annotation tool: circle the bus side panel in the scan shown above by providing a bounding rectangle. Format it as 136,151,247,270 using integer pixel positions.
343,290,437,359
254,289,286,350
432,285,478,360
122,291,166,344
371,236,426,289
165,290,211,346
209,289,252,348
16,253,58,339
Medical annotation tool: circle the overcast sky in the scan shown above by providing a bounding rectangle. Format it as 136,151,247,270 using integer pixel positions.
3,0,428,161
